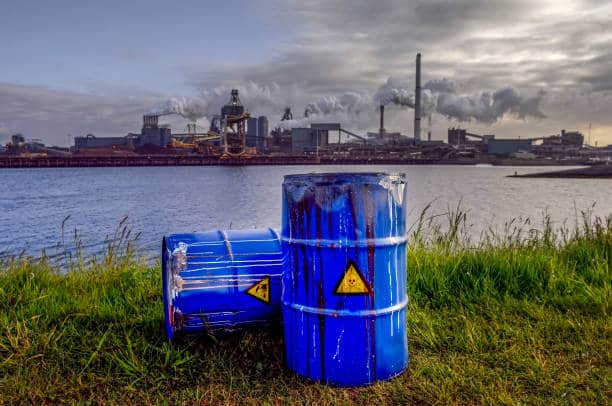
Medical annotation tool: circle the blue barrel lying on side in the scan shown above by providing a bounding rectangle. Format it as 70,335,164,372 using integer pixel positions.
281,173,409,387
162,228,283,340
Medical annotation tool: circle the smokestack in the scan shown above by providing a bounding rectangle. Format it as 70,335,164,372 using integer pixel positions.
414,53,421,142
379,105,385,137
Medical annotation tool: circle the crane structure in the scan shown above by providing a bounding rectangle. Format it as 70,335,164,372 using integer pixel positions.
281,107,293,121
151,89,252,156
216,89,251,156
167,122,221,152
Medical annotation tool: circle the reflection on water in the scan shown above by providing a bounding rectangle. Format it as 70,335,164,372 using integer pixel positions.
1,165,610,261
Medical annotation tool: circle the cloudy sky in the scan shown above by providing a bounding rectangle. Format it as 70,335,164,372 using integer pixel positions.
1,0,611,146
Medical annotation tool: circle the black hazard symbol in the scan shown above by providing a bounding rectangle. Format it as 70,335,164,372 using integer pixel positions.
334,261,370,295
246,276,271,304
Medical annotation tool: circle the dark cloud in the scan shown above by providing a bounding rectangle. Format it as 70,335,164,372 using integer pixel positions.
584,73,612,92
231,0,611,140
2,0,612,144
194,0,612,95
580,54,612,91
413,0,530,28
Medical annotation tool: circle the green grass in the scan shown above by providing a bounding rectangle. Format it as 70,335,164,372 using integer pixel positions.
0,212,610,404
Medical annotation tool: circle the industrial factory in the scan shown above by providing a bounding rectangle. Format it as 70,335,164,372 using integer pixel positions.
2,53,611,167
447,127,591,158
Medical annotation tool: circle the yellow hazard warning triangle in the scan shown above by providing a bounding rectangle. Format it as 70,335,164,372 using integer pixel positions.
246,276,270,304
335,262,369,295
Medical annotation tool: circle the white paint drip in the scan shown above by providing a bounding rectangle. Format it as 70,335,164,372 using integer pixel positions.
332,328,344,361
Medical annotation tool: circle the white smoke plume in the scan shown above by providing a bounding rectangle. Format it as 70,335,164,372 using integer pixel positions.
150,77,546,133
271,91,375,131
152,80,378,129
274,117,313,130
374,77,546,124
373,78,438,116
423,78,457,94
304,92,371,116
435,87,546,123
148,97,208,122
149,82,291,123
374,78,414,107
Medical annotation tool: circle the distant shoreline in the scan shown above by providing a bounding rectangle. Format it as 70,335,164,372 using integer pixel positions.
509,164,612,178
0,155,594,169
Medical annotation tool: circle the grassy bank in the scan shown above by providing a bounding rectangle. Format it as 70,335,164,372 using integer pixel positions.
0,213,610,404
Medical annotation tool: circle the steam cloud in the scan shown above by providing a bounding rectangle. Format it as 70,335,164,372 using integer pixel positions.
275,92,374,130
374,77,546,124
150,77,546,131
304,92,370,116
274,118,313,130
148,97,208,122
148,82,290,123
150,84,372,130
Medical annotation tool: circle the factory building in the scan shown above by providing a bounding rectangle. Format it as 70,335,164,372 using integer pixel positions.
267,110,334,154
448,128,494,152
487,139,533,156
541,129,584,147
11,134,25,146
74,115,172,152
245,116,269,151
74,134,131,151
534,129,584,157
136,115,172,149
560,129,584,146
449,127,586,157
268,108,295,153
447,128,493,153
3,134,70,157
290,126,330,154
246,117,258,148
257,116,268,151
448,128,467,145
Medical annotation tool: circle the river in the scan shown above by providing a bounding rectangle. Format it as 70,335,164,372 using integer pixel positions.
1,165,611,262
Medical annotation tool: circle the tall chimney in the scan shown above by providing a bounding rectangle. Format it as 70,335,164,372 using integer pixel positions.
414,52,421,142
379,105,385,138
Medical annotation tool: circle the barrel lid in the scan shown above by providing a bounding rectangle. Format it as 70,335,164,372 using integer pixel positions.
284,172,405,184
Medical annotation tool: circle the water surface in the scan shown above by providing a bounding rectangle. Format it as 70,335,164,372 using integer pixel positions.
1,165,610,261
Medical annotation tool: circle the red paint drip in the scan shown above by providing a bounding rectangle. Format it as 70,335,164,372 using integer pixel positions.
364,185,377,381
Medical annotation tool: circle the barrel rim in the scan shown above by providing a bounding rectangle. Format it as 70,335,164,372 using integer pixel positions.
161,236,175,341
283,172,405,183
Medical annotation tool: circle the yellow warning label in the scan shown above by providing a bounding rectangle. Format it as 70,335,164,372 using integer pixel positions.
246,277,270,304
334,262,369,295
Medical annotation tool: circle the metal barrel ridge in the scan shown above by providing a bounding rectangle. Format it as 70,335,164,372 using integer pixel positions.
281,172,409,387
162,228,283,340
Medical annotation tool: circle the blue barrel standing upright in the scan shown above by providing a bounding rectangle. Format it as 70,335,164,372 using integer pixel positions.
162,228,283,340
281,173,408,387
